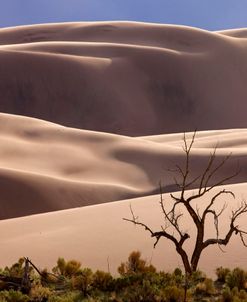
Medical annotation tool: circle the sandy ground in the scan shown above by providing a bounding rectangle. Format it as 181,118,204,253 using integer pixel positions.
0,21,247,276
0,182,246,277
0,22,247,135
0,114,246,276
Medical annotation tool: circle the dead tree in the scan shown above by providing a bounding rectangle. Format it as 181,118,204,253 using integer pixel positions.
124,132,247,275
21,258,31,293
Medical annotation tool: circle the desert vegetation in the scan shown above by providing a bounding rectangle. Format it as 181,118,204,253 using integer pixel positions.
1,18,247,302
0,252,247,301
124,132,247,276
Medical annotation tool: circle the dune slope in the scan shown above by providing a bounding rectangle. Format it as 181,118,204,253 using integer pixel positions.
0,113,246,219
1,182,247,277
0,22,247,135
0,21,247,277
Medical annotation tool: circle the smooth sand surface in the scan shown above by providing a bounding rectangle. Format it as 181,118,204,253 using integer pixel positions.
0,113,247,219
0,21,247,276
0,182,247,277
0,22,247,135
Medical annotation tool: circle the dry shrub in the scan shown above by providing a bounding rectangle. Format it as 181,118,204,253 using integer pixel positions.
118,251,156,276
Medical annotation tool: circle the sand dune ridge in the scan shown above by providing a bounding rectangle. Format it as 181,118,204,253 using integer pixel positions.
0,113,246,219
0,22,247,135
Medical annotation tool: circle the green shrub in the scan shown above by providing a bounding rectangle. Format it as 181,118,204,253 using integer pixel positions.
29,284,51,301
221,286,247,302
92,270,113,291
163,285,185,302
190,269,206,284
52,259,82,278
4,256,247,302
216,267,231,283
194,278,215,296
238,289,247,300
226,268,247,290
119,280,162,302
173,268,183,277
171,268,184,286
40,268,61,285
221,286,233,302
48,291,82,302
3,258,34,279
71,268,93,294
118,251,156,276
0,290,30,302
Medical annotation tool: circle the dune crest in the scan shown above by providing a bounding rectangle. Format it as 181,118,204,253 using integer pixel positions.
0,22,247,135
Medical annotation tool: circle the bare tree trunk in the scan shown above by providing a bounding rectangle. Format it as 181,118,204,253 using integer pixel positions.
183,273,189,302
177,248,192,275
191,226,204,272
21,258,31,294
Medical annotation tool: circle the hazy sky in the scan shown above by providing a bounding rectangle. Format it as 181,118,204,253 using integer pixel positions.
1,0,247,31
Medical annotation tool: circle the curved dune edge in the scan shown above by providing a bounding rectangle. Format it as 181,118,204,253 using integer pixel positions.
0,113,247,219
0,21,247,278
0,22,247,135
0,182,246,277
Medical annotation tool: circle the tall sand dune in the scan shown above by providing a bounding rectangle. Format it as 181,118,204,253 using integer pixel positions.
0,182,247,277
0,22,247,135
0,21,247,276
0,113,246,219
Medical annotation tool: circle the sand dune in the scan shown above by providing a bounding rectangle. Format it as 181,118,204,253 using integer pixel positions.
0,22,247,135
1,182,247,277
0,113,246,219
218,28,247,38
0,21,227,49
0,21,247,276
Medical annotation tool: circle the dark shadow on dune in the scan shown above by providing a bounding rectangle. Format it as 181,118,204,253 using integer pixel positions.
0,173,54,220
150,80,196,116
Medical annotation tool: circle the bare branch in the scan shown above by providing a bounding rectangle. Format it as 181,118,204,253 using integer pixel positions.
123,218,153,237
231,201,247,226
159,185,184,238
195,204,201,220
198,147,217,194
203,200,247,250
184,175,201,190
180,132,196,198
205,169,239,194
170,193,181,203
202,190,234,222
168,164,185,179
239,231,247,247
202,227,236,249
204,154,232,189
173,176,183,190
184,131,197,154
123,204,184,249
187,172,238,203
